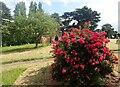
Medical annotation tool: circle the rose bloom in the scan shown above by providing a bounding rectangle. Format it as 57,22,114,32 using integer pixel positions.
54,72,57,75
62,68,66,74
71,38,76,43
80,64,85,69
74,65,79,69
66,39,70,43
78,38,84,44
89,59,92,63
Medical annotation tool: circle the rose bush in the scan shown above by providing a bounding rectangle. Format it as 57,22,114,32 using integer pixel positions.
50,22,118,85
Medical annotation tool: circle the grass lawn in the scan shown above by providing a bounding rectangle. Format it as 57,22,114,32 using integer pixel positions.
2,56,53,64
2,43,49,53
1,68,26,86
1,45,52,64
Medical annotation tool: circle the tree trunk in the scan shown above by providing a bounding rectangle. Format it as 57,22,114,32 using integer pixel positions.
34,34,42,48
35,42,38,48
49,36,52,43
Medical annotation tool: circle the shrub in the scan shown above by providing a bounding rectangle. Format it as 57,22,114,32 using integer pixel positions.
50,22,118,85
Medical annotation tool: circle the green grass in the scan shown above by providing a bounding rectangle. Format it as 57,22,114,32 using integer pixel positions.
1,68,26,86
2,43,49,53
2,56,53,64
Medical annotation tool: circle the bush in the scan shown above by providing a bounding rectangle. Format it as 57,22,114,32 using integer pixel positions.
50,22,118,85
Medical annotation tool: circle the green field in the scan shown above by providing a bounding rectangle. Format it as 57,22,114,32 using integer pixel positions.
1,68,26,86
2,43,49,53
1,44,52,64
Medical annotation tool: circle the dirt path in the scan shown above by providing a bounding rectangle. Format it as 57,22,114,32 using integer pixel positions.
13,60,53,85
2,58,54,71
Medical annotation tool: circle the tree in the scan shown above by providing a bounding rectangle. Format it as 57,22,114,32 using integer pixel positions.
29,1,37,16
0,2,12,46
27,12,59,47
37,2,43,12
14,2,26,17
61,6,100,32
51,13,61,24
101,23,118,38
0,1,11,20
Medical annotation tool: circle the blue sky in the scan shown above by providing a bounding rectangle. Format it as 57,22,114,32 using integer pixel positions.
1,0,119,31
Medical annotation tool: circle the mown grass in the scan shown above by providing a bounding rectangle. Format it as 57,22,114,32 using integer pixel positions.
1,68,26,86
2,56,53,64
107,39,120,51
1,45,52,64
2,43,49,53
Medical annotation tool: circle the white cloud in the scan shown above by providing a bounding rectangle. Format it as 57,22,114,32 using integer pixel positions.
85,0,119,30
43,0,52,6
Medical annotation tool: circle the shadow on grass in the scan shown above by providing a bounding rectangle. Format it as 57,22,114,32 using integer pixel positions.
21,66,63,86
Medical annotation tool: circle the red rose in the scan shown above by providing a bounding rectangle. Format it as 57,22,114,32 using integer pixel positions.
52,39,56,44
54,72,57,75
73,71,77,74
74,65,79,69
95,42,102,47
78,58,80,61
80,64,85,69
95,61,99,65
89,59,92,63
71,38,76,43
91,63,95,66
78,38,84,44
99,56,103,61
62,68,66,74
104,39,110,43
66,39,71,44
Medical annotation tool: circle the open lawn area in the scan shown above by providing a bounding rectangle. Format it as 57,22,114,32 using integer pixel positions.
1,39,120,86
1,44,52,64
1,68,26,86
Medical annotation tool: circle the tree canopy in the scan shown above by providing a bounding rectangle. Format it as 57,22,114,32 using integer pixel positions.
2,1,59,47
14,2,26,17
61,6,101,31
101,23,119,38
0,1,11,20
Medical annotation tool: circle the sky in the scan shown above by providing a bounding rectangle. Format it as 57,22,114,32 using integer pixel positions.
1,0,120,31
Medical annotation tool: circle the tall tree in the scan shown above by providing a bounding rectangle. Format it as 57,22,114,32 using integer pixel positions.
101,23,117,38
0,1,11,20
37,2,43,12
29,1,37,16
14,2,26,17
51,13,61,24
61,6,100,32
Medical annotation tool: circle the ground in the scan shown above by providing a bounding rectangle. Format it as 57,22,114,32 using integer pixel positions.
1,39,120,86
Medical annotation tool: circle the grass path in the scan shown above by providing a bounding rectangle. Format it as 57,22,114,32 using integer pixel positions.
1,46,52,64
2,58,54,71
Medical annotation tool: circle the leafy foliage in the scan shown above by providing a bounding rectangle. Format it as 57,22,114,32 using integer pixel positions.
101,23,119,38
14,2,26,17
61,6,100,32
0,1,11,20
2,1,59,47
